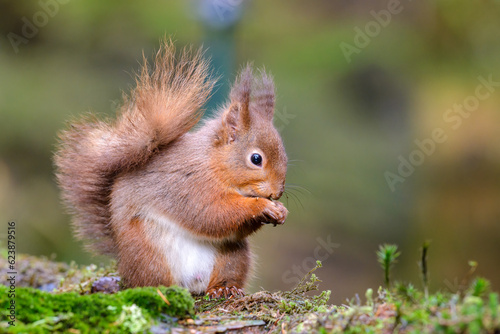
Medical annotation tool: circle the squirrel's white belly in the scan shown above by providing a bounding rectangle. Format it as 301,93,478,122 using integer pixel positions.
144,211,216,294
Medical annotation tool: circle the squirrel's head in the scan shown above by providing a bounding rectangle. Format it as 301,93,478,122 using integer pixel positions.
212,65,287,200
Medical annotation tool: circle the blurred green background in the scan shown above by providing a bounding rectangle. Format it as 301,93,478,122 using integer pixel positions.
1,0,500,304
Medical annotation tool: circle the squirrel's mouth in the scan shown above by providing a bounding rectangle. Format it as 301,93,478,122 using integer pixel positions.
237,188,272,200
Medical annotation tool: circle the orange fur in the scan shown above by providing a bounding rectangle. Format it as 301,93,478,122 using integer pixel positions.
116,217,173,287
54,39,288,297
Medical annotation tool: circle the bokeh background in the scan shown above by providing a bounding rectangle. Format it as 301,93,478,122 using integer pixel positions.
1,0,499,304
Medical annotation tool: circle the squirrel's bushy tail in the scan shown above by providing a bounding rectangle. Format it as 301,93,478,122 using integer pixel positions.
54,40,214,255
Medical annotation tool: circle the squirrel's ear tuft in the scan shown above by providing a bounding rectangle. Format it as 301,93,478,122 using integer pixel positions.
253,69,275,121
229,64,253,127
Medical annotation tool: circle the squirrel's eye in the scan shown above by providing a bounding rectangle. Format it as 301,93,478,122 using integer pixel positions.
250,153,263,166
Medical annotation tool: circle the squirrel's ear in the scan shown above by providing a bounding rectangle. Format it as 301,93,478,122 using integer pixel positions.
216,103,241,144
215,65,254,145
253,69,275,121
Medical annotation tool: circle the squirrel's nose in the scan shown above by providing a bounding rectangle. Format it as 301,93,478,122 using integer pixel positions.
271,185,285,200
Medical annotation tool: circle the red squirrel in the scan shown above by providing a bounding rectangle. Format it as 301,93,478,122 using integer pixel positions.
54,40,288,298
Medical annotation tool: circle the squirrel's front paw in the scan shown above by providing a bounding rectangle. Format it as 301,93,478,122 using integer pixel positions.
206,286,245,299
262,200,288,226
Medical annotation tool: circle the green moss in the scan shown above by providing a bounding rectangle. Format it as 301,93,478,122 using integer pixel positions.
120,286,194,318
192,251,500,333
2,246,500,333
0,285,194,333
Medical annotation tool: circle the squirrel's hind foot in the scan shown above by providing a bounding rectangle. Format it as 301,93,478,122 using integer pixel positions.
206,286,245,300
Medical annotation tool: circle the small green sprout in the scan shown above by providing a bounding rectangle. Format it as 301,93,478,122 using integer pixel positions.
365,288,373,307
420,241,430,299
468,277,491,297
377,244,401,288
